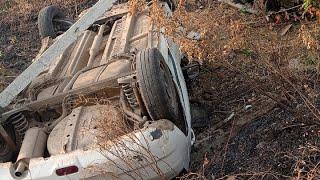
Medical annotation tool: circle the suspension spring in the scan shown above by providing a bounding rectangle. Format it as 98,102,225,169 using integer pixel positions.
122,84,139,109
10,113,28,145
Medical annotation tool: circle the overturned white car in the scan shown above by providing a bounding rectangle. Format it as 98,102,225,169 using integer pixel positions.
0,0,194,179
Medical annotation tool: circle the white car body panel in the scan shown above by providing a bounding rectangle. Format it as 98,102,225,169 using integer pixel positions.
0,120,189,180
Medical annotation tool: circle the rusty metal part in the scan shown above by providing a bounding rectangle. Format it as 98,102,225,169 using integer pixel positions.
144,119,175,131
122,84,139,109
133,86,148,116
101,18,123,64
67,30,96,76
63,59,128,93
73,59,131,89
87,24,106,67
45,97,68,132
132,85,148,116
29,77,61,101
62,67,91,92
1,78,123,123
120,91,144,125
118,74,148,116
15,127,48,177
10,113,29,145
0,125,16,151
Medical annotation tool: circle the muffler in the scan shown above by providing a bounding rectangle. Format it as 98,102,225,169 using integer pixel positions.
14,127,47,177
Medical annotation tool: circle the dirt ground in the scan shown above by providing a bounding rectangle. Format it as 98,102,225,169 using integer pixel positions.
0,0,320,179
189,62,320,179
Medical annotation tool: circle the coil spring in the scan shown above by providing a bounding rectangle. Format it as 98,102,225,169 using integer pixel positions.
10,113,28,145
122,84,139,109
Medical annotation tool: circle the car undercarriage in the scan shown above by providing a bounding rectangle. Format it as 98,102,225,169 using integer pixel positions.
0,1,193,179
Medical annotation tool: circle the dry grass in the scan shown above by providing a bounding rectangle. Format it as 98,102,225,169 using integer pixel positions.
139,0,320,178
61,94,168,179
292,144,320,179
0,0,96,21
181,145,320,180
146,0,320,125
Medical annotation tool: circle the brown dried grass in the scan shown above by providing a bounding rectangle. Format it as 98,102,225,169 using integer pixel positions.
292,144,320,180
88,104,132,150
127,0,320,178
62,94,166,178
62,94,132,145
145,0,320,125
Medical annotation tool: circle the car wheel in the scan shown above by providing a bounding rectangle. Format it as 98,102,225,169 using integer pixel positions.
136,48,182,121
164,0,179,11
0,124,16,162
38,6,73,39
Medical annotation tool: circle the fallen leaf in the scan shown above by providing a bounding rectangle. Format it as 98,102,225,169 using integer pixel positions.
279,24,292,36
275,15,282,24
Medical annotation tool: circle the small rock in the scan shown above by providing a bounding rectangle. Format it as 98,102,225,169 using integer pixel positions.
296,104,303,109
244,105,252,111
187,31,201,40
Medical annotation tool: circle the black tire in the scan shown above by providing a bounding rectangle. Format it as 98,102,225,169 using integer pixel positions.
38,6,71,39
0,124,16,162
136,48,181,121
164,0,179,11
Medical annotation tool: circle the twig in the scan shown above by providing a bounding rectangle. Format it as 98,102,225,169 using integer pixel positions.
267,5,302,15
266,61,320,125
211,112,235,130
281,123,307,131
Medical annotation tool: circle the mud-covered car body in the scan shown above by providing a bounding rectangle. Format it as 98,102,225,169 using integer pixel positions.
0,1,193,179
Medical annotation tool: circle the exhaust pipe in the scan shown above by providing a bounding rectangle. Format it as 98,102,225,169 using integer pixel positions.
14,127,47,177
